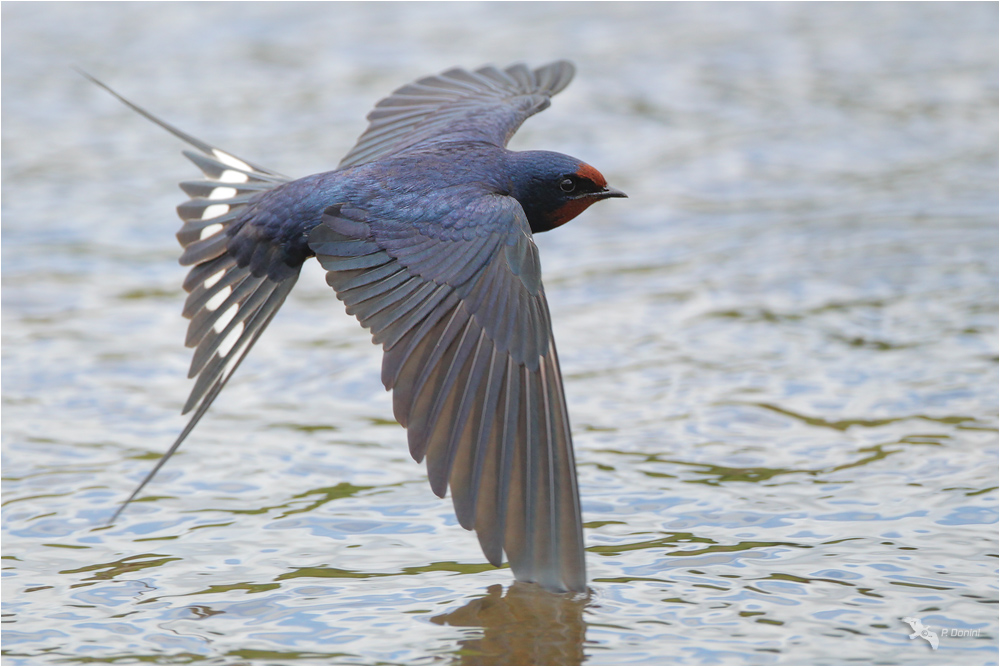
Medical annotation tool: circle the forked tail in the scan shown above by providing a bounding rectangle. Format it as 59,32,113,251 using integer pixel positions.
82,72,302,523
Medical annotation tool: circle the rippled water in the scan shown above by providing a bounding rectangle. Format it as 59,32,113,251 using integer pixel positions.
3,3,997,665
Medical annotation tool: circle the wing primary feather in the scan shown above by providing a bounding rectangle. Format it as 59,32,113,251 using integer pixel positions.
435,329,490,514
502,362,530,575
346,112,437,144
546,345,587,589
487,264,515,352
475,355,517,565
539,360,560,579
452,342,502,530
383,292,461,423
478,65,520,89
504,64,533,88
381,287,459,387
403,306,468,461
339,60,576,168
421,317,480,496
369,93,453,109
442,67,506,91
403,306,467,425
415,72,485,95
359,280,435,333
522,365,538,574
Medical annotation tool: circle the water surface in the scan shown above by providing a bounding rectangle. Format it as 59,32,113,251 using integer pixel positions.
3,3,997,665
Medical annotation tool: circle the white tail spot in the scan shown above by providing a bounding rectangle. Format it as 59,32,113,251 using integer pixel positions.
203,270,225,289
199,223,224,240
213,149,252,172
209,186,237,200
221,339,252,380
217,321,245,357
201,204,230,220
213,304,239,333
219,169,250,184
205,286,232,312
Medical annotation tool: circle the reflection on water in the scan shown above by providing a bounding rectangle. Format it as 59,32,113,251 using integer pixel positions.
3,2,998,666
432,583,587,666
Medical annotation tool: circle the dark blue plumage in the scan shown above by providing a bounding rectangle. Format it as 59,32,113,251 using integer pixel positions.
87,61,625,593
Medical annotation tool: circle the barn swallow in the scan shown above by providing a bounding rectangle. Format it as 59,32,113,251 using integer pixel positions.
86,61,625,593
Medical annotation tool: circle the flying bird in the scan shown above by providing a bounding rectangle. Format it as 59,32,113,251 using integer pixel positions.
87,61,625,593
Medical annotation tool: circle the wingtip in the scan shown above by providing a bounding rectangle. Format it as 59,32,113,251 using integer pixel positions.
545,59,576,74
535,60,576,95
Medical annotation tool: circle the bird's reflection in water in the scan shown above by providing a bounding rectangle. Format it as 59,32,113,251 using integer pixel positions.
431,582,588,666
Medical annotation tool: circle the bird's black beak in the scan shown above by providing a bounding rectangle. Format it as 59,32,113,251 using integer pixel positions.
594,185,627,200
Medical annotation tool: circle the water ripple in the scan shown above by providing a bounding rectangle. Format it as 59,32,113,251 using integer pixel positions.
4,3,998,665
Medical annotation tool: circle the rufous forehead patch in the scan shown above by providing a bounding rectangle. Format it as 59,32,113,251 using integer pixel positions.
575,163,607,188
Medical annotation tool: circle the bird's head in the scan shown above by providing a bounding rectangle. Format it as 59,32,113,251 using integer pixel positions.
507,151,626,233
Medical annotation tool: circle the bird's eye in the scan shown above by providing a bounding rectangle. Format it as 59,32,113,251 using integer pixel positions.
559,177,576,193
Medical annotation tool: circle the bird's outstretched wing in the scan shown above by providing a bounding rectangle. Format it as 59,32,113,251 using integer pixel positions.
309,197,586,593
338,61,575,169
83,73,302,522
